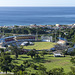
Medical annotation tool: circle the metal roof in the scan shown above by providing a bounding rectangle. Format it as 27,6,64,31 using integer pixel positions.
58,37,67,41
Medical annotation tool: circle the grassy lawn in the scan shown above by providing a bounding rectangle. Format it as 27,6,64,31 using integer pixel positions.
11,54,73,73
23,42,56,50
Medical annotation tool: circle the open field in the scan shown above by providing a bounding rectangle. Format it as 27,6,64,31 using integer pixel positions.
23,42,56,50
11,54,74,73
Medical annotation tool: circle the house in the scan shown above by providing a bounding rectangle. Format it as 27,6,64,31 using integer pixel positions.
57,37,67,46
57,40,66,46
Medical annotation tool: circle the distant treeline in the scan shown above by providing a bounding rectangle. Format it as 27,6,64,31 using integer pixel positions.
1,27,49,34
1,27,75,42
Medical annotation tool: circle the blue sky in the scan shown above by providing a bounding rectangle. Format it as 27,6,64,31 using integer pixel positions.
0,0,75,7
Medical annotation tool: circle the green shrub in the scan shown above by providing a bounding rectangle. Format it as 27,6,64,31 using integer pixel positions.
30,63,37,70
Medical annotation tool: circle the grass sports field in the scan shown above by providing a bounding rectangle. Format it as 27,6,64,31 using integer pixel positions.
11,54,73,73
23,42,56,50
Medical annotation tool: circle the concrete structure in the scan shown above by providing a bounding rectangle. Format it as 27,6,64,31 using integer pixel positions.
21,42,28,46
15,35,35,42
21,42,34,46
0,35,35,47
41,36,53,42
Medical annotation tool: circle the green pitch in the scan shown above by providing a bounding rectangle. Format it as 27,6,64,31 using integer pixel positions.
23,42,56,50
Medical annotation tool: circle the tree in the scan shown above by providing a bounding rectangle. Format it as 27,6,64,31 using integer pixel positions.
70,57,75,74
62,49,67,57
0,48,4,53
0,55,12,74
38,64,46,71
12,65,20,74
67,67,75,75
35,71,47,75
27,49,36,58
37,64,47,75
70,57,75,65
72,34,75,44
0,48,5,57
17,70,28,75
70,48,75,56
30,63,37,70
40,50,47,57
23,60,28,66
19,64,25,72
10,44,21,59
68,34,75,56
48,68,65,75
12,65,25,75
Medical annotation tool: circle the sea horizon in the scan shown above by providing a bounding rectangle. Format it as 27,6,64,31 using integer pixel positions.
0,6,75,7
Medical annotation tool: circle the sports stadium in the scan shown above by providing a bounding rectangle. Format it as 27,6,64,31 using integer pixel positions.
0,35,36,47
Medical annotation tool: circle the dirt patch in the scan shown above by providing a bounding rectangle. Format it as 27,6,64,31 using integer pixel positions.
59,62,69,66
45,60,51,63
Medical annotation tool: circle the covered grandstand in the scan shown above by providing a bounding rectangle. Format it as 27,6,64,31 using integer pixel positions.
0,35,36,47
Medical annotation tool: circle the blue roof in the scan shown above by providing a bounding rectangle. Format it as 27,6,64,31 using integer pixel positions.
58,37,67,41
0,38,5,42
50,48,55,50
0,36,15,43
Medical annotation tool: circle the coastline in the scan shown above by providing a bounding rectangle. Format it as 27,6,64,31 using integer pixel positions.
0,23,73,26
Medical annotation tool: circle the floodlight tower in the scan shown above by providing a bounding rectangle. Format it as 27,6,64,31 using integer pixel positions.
55,28,56,42
2,30,5,38
36,27,38,41
59,28,61,41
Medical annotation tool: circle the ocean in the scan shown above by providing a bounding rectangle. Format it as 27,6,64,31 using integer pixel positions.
0,7,75,26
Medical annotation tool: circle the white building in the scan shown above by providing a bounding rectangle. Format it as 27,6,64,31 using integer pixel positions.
54,53,62,57
21,42,34,46
21,42,28,46
56,24,60,27
41,36,53,42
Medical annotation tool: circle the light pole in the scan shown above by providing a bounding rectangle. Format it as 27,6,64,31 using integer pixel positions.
55,28,56,42
36,27,38,41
